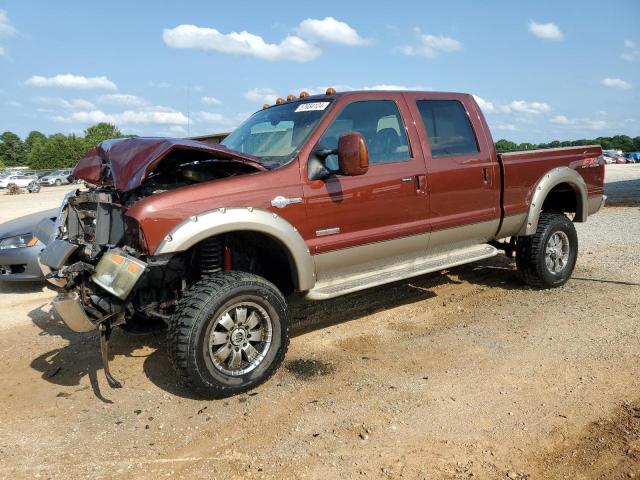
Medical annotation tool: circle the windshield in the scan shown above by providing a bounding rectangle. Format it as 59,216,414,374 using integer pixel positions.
222,100,333,168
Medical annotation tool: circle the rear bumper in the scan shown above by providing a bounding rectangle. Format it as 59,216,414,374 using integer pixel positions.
588,194,607,215
0,243,45,282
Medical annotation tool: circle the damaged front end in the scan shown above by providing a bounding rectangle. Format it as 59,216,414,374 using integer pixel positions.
37,138,264,387
38,189,148,387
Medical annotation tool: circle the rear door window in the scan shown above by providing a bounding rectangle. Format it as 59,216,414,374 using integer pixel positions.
416,100,479,157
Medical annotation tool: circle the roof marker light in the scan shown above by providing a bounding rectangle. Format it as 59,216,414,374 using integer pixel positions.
275,97,285,105
299,91,310,98
325,87,336,95
286,94,296,101
262,103,270,109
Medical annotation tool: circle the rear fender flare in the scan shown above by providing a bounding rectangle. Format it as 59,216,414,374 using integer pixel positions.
519,167,588,236
154,207,315,291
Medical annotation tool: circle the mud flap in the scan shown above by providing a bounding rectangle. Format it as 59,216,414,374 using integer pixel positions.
99,320,122,388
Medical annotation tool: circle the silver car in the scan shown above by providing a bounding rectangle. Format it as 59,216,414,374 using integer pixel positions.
0,209,57,281
39,169,73,186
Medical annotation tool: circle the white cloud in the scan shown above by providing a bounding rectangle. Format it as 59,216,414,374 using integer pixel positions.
147,80,172,88
585,119,606,130
163,24,320,62
196,111,228,124
528,20,564,41
52,108,189,126
168,125,186,134
296,17,370,46
504,100,551,114
244,88,279,104
493,123,518,131
473,95,495,113
97,93,148,107
5,100,21,107
548,115,608,130
401,29,462,58
25,74,117,90
0,10,16,37
363,84,431,91
201,96,222,105
602,77,631,89
33,97,96,110
0,46,5,57
621,40,640,62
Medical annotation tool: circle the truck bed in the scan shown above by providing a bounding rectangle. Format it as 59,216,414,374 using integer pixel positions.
498,145,604,220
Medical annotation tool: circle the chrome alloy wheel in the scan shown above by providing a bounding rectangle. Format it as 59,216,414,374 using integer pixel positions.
545,231,570,274
208,302,273,376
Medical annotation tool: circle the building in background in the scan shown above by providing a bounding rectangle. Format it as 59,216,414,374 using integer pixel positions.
188,132,230,145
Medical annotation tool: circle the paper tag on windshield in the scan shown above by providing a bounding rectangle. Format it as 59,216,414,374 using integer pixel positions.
295,102,330,112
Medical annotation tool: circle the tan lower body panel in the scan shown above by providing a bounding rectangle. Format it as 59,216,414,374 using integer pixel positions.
307,219,501,300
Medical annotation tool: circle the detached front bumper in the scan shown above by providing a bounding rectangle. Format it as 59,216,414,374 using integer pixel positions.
52,293,96,332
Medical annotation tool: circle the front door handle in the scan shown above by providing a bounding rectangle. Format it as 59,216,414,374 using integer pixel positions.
401,176,412,183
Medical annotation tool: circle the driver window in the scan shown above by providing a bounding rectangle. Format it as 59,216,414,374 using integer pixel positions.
317,100,411,167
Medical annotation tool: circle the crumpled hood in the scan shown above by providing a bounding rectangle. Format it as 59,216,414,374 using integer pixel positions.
73,137,266,192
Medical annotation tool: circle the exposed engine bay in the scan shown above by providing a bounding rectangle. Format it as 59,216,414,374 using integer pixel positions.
42,153,264,328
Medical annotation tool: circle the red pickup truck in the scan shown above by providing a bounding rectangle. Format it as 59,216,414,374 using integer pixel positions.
38,89,605,397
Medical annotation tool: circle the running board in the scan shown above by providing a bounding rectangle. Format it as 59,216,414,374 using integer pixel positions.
306,243,498,300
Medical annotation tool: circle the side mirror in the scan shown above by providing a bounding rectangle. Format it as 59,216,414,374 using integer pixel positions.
337,132,369,176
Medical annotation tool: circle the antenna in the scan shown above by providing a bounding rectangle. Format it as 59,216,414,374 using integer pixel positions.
187,84,191,137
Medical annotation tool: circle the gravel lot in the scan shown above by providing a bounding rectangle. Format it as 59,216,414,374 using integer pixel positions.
0,165,638,479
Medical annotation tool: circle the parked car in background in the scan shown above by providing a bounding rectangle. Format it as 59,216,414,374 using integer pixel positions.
0,174,38,188
39,169,73,186
0,208,57,281
626,152,640,163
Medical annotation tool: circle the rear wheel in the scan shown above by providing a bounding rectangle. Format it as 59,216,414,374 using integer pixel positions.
167,271,288,398
516,212,578,289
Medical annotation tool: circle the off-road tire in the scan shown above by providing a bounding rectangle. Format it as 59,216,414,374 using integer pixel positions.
516,212,578,289
167,271,289,398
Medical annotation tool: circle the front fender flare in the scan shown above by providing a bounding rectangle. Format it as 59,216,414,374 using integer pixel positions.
154,207,315,291
519,166,588,236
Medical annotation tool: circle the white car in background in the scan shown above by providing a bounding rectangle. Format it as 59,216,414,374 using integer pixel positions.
0,174,38,188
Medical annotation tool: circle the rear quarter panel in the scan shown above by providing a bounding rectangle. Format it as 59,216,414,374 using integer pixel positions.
499,146,604,218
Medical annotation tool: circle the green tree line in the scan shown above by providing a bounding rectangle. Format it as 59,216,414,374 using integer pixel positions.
495,135,640,153
0,123,127,170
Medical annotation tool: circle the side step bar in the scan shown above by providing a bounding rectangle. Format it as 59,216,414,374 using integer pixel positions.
306,243,498,300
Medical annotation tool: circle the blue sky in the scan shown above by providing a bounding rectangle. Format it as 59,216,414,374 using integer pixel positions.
0,0,638,142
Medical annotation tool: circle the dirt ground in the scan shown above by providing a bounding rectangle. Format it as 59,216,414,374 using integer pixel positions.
0,166,639,479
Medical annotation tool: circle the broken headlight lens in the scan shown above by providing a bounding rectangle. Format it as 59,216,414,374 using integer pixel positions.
91,250,147,299
0,234,38,250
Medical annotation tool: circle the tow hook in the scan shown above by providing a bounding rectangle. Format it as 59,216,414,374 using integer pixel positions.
99,315,124,388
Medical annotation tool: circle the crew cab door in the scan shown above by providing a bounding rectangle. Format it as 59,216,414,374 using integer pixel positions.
405,93,501,247
300,94,428,255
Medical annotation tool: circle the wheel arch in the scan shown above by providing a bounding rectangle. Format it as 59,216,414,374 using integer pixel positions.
155,207,315,292
519,167,588,236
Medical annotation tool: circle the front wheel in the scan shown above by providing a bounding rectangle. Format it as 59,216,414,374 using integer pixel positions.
55,179,62,186
167,271,289,398
516,212,578,289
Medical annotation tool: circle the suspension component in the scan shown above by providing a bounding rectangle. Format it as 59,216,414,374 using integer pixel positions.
199,237,224,274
